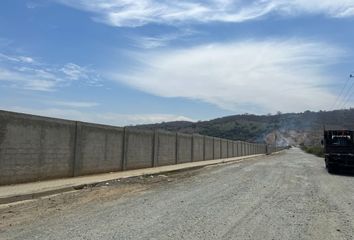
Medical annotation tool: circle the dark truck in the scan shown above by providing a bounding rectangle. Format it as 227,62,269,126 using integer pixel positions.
323,130,354,173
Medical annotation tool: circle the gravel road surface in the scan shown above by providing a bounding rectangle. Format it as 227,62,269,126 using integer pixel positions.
1,148,354,240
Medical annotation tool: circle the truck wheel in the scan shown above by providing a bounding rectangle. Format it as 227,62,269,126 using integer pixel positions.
327,165,336,174
325,157,329,169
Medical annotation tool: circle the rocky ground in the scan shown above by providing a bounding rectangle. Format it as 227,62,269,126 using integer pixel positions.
1,148,354,240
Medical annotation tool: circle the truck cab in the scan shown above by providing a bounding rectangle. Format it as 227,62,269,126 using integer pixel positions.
323,130,354,173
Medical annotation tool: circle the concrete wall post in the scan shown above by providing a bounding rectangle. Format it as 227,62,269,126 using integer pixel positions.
73,121,82,177
122,127,128,170
152,130,159,167
203,135,206,160
175,132,179,164
232,141,236,157
191,134,194,162
220,138,222,158
212,137,215,159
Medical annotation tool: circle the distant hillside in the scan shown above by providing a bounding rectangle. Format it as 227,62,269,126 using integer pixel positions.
134,109,354,147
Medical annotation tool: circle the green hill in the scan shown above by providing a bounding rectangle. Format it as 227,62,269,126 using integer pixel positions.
134,109,354,147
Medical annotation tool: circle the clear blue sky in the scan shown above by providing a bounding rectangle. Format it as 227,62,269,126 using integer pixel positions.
1,0,354,126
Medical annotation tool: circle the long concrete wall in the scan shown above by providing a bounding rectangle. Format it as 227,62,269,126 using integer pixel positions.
0,110,272,185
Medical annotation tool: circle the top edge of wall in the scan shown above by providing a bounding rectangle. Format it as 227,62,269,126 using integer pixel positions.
155,129,177,135
177,132,193,137
0,109,76,125
204,135,214,140
192,133,204,137
125,127,154,134
80,121,124,130
0,109,264,144
0,109,126,130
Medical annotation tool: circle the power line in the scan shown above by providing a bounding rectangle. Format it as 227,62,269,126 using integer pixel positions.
338,74,354,109
332,75,353,110
335,74,354,109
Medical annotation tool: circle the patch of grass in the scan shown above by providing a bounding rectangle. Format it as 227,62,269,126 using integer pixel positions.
301,145,324,158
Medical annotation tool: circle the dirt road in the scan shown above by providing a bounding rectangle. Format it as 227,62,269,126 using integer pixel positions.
1,148,354,240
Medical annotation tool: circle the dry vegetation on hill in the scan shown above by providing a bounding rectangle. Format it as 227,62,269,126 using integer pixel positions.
134,109,354,147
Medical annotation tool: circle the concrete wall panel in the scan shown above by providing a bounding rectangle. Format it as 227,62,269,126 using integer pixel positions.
213,138,221,159
239,142,242,156
193,135,204,161
0,111,75,185
241,142,246,156
236,141,241,157
157,131,176,166
177,134,192,163
227,141,233,158
204,136,214,160
78,123,123,175
221,139,228,158
233,142,237,157
126,129,154,170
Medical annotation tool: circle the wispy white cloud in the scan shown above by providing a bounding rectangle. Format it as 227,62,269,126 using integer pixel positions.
18,56,35,63
55,0,354,27
61,63,88,80
132,29,198,49
26,1,45,9
281,0,354,18
112,38,346,114
50,100,100,108
0,52,103,91
0,105,194,126
0,53,35,64
0,68,57,91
